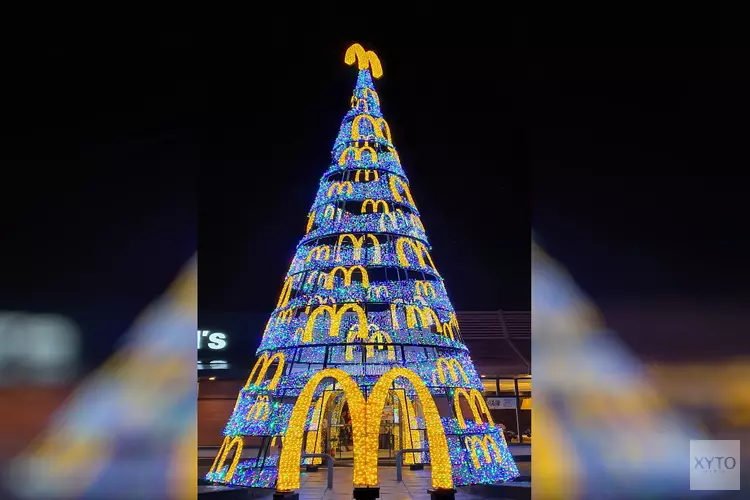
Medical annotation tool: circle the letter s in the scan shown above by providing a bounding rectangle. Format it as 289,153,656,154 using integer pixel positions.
208,332,227,350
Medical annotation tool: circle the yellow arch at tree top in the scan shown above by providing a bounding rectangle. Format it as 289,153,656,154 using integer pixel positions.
276,367,454,491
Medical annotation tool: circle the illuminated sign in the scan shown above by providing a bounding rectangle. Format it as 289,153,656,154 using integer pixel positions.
197,330,228,351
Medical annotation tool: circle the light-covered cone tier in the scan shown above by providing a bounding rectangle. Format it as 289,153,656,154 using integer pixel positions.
206,43,519,491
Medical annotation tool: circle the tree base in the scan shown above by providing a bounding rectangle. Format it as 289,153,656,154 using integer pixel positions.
273,490,299,500
427,488,457,500
352,486,380,500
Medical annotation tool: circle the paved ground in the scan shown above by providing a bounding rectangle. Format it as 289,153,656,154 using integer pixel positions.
199,464,530,499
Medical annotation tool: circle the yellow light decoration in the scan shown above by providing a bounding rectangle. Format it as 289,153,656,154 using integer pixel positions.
453,388,495,429
208,435,244,483
464,435,502,469
339,144,378,165
369,285,388,299
302,303,368,342
392,389,421,465
364,368,453,489
414,281,436,298
388,146,401,164
335,233,380,263
344,323,372,361
351,114,388,141
305,270,329,287
354,169,379,182
324,265,370,289
363,88,380,105
361,198,390,214
305,212,315,233
323,205,336,220
351,97,369,112
395,237,438,272
366,330,396,360
436,357,470,385
377,117,392,143
305,388,334,465
379,211,400,232
389,175,416,208
244,352,286,390
305,245,331,262
389,299,405,329
276,276,295,309
275,309,294,325
404,305,442,332
247,395,271,420
344,43,383,79
327,181,354,197
277,369,367,490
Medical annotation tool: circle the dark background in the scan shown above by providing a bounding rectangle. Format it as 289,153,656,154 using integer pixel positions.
1,8,747,371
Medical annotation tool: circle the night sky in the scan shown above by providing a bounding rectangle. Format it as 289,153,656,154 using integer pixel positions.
2,10,746,369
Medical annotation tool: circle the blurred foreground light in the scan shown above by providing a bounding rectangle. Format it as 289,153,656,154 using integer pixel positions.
0,312,80,385
5,256,196,500
532,240,712,499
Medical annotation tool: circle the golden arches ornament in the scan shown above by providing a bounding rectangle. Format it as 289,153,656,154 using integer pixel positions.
345,326,396,361
354,169,379,182
208,436,244,483
395,237,438,272
335,233,381,263
327,181,354,197
350,115,392,143
344,43,383,79
302,303,368,343
245,352,285,390
389,175,416,207
276,367,453,490
453,388,495,429
247,395,271,421
361,198,389,214
435,357,470,385
339,144,377,165
464,434,502,469
324,265,370,289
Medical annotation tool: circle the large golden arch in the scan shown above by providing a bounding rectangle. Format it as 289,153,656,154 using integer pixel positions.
208,435,244,483
364,367,453,489
277,369,367,490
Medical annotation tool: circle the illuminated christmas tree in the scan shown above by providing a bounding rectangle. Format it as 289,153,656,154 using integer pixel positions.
206,43,519,496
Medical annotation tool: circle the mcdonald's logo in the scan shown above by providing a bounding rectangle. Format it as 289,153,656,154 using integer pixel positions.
324,265,369,289
414,281,436,298
305,270,329,289
351,115,391,143
396,238,438,272
354,169,379,182
327,181,354,197
306,245,331,262
247,395,271,420
208,435,244,482
369,285,389,299
441,313,459,341
363,88,379,105
303,303,368,342
361,199,389,214
389,175,416,207
344,43,383,79
344,326,395,361
245,352,286,390
404,305,441,331
339,144,377,165
410,213,425,232
464,435,502,469
388,146,401,164
454,388,495,429
335,233,381,263
351,96,369,112
436,357,470,385
275,308,294,325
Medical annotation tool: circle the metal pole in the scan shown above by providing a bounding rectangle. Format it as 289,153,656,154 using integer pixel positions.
395,448,427,482
301,453,335,490
514,378,522,445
